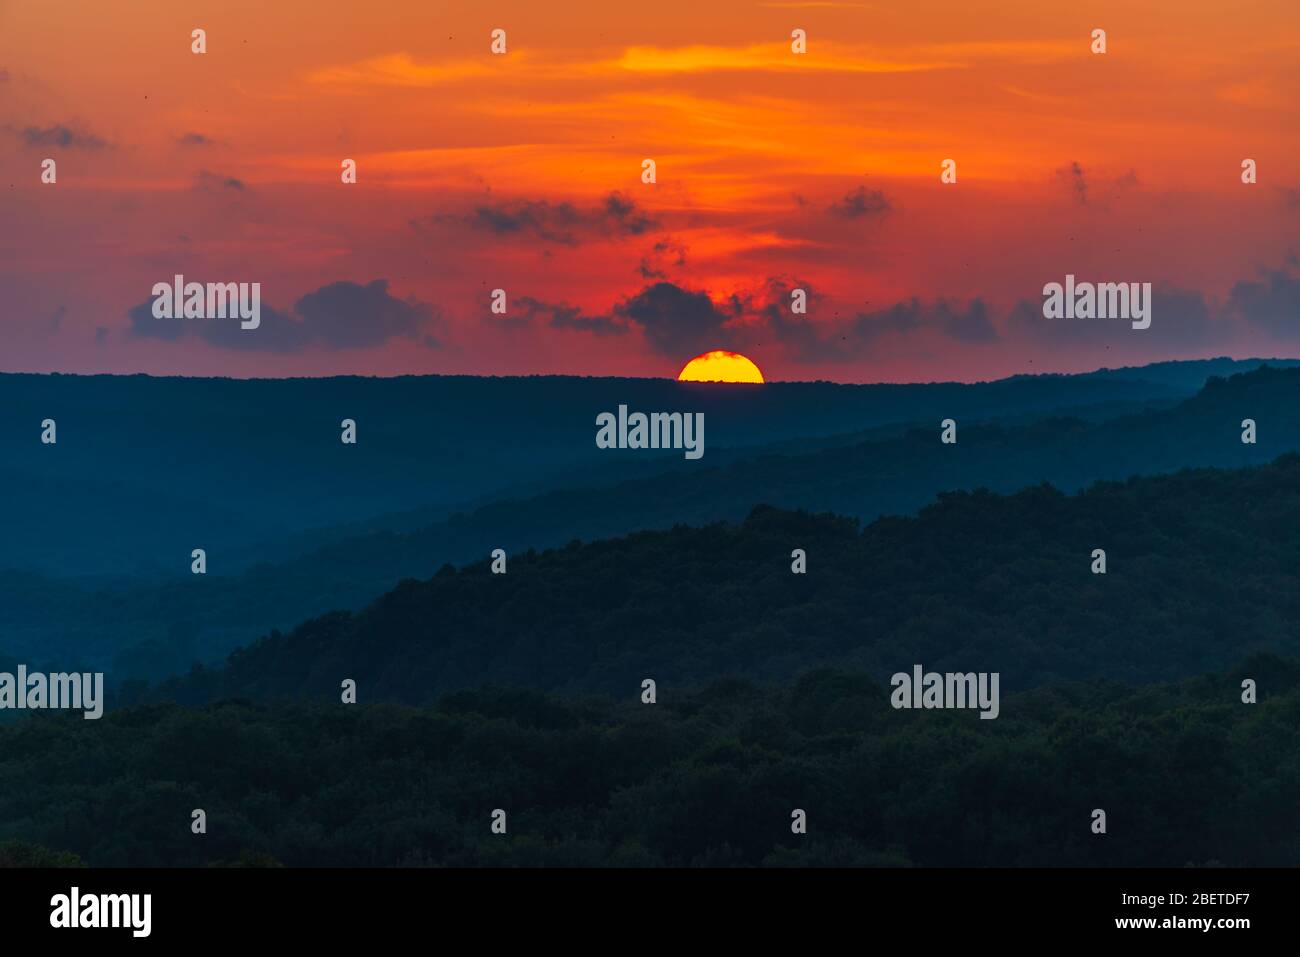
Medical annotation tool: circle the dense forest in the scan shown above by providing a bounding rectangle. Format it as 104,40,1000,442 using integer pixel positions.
131,451,1300,707
4,660,1298,867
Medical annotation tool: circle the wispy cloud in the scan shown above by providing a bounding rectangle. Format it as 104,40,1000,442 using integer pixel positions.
307,41,963,91
412,191,657,246
614,42,957,74
306,52,507,87
828,186,890,219
18,123,108,150
192,170,246,193
1054,162,1140,207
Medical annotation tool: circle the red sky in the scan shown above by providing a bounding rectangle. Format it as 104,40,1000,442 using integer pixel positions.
1,0,1297,382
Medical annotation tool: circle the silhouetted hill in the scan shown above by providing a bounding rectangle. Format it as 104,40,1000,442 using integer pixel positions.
139,451,1300,705
1,357,1283,576
9,363,1300,682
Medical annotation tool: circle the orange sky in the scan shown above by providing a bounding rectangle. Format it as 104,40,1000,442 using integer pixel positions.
1,0,1297,381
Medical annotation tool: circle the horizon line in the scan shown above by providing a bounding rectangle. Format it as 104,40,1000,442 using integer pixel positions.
2,355,1299,389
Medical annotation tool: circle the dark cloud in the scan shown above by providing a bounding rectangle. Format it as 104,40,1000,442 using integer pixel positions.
462,257,1299,363
493,283,730,353
539,277,1001,360
552,311,626,335
177,301,306,352
193,170,244,192
616,282,735,356
127,279,437,352
1005,259,1300,350
747,277,829,359
0,69,9,83
602,191,656,235
803,298,997,355
472,199,578,242
295,279,433,348
639,238,688,279
414,191,658,246
828,186,890,219
1147,285,1215,343
127,300,189,342
849,301,923,342
474,268,1268,366
178,132,216,147
513,296,627,337
1227,262,1300,336
20,123,107,150
128,296,298,349
1007,282,1217,349
744,280,1001,360
937,299,998,343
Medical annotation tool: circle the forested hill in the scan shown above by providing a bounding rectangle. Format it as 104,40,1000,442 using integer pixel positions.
2,360,1226,577
141,452,1300,707
280,362,1300,580
14,660,1300,867
12,363,1300,684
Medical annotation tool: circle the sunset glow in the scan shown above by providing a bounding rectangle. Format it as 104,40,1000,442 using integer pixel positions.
1,1,1297,382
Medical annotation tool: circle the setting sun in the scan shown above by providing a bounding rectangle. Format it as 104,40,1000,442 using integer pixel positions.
677,351,765,384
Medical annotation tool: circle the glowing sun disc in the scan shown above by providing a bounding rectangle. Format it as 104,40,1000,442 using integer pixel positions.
677,350,765,383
